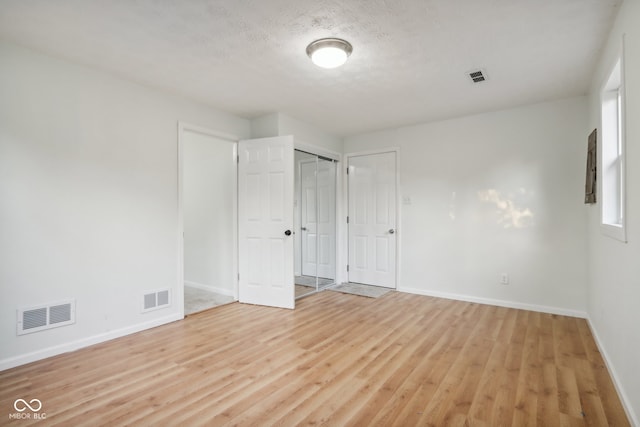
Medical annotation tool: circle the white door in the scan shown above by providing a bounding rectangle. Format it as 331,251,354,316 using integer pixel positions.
238,136,294,309
348,152,397,288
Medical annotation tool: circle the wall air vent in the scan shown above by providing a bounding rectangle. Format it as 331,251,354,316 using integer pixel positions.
142,289,171,313
17,300,76,335
468,69,487,83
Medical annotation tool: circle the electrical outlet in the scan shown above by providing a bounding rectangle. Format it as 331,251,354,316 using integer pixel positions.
500,273,509,285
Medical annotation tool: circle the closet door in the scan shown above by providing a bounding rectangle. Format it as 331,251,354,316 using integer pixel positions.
300,160,318,277
238,136,294,309
316,157,336,280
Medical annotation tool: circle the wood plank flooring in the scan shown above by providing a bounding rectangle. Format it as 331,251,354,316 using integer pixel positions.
0,291,630,426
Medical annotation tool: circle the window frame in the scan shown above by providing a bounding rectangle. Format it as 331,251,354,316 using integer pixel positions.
599,38,627,243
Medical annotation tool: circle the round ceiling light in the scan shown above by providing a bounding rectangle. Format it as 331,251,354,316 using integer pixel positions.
306,38,353,69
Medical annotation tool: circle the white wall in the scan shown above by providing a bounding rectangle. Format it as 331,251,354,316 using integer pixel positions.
345,97,588,316
278,113,342,154
250,113,279,139
250,112,343,154
586,0,640,423
183,131,236,296
0,41,250,369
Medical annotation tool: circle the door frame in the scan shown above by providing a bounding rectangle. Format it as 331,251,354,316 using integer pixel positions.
177,122,239,319
344,148,401,289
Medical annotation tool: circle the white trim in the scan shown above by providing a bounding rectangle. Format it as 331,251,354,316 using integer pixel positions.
344,148,401,289
599,35,627,243
295,139,341,161
395,149,402,291
177,124,185,319
398,286,587,318
0,313,182,372
334,150,346,285
178,122,239,143
344,147,401,158
587,317,638,426
601,223,626,242
184,281,236,298
177,122,240,316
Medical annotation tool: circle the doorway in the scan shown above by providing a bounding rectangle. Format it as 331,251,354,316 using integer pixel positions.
180,133,341,313
347,151,398,288
180,124,237,315
294,149,337,298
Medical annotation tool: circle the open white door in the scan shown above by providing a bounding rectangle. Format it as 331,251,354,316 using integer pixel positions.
238,136,295,309
348,152,397,288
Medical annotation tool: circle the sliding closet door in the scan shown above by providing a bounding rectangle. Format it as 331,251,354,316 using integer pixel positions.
300,160,318,277
316,157,336,280
294,150,337,297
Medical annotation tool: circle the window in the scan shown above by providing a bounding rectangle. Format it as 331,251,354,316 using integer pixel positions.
600,51,627,242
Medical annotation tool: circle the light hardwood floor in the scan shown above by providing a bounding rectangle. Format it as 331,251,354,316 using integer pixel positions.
0,291,629,426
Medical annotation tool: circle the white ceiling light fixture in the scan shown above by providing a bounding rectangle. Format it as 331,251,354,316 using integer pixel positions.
306,38,353,69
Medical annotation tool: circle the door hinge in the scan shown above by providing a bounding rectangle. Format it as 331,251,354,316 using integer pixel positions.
347,265,349,272
346,216,349,224
237,155,240,163
237,273,240,280
346,167,349,175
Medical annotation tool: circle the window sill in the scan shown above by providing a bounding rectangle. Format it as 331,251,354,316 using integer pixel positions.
601,223,627,243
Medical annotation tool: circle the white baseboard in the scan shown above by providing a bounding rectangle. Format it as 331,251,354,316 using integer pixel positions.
184,281,235,297
587,317,638,427
397,286,587,318
0,313,182,372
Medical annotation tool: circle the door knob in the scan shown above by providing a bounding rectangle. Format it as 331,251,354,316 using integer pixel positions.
389,229,395,234
284,230,292,236
301,227,307,231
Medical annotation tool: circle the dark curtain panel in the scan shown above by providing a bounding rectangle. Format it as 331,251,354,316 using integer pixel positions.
585,129,597,204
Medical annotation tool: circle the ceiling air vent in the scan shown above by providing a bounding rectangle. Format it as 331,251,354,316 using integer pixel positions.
468,69,487,83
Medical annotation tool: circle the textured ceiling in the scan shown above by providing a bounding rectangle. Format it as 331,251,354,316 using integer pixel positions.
0,0,621,137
